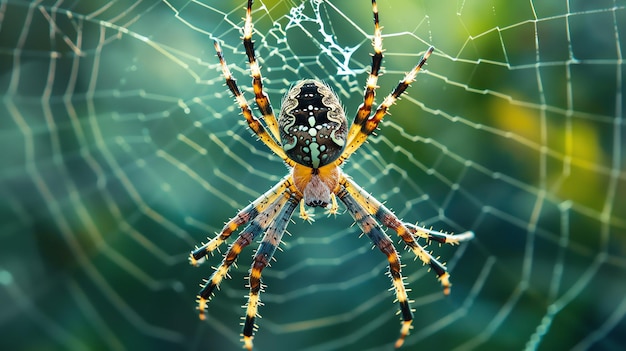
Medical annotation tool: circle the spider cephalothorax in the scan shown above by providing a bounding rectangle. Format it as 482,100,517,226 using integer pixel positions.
190,1,474,350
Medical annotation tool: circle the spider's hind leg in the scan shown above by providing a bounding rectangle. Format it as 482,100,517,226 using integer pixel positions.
212,40,295,167
335,46,434,166
243,0,281,140
346,0,385,143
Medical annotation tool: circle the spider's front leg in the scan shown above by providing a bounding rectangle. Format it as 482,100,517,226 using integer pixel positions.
189,176,292,266
194,191,292,320
340,176,474,295
243,193,300,350
405,223,475,246
335,187,414,348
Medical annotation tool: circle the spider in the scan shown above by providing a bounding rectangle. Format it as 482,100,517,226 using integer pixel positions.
190,0,474,349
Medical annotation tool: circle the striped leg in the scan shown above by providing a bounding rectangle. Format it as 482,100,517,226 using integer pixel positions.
336,46,434,166
189,176,293,266
405,223,475,246
213,40,295,167
195,190,292,321
340,176,473,295
346,0,384,145
243,0,280,140
336,186,413,348
242,194,300,350
341,176,474,245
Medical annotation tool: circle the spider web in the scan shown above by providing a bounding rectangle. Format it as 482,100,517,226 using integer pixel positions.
1,0,625,350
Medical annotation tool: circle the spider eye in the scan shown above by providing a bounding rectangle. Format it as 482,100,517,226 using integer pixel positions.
279,80,347,168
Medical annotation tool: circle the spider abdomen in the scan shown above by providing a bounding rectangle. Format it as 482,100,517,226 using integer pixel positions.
279,80,347,169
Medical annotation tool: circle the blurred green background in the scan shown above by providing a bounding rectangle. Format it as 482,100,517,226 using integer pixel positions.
1,0,625,350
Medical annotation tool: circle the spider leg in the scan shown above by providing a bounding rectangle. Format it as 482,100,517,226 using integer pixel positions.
405,223,475,246
243,0,281,141
213,40,295,167
340,175,472,295
341,176,474,246
335,46,434,166
346,0,384,144
190,176,293,266
335,186,413,349
195,190,292,321
243,193,300,351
